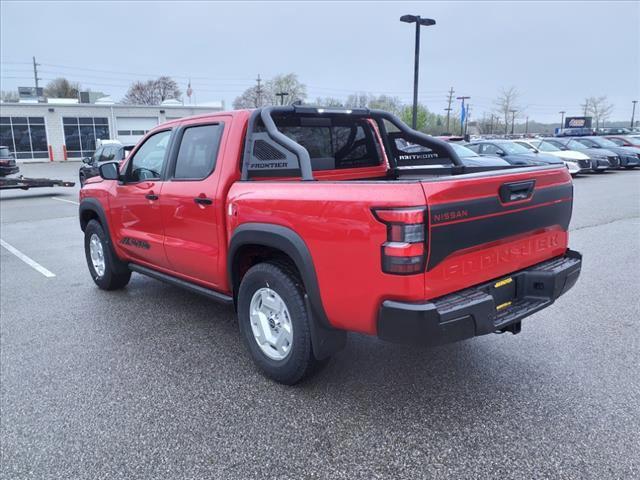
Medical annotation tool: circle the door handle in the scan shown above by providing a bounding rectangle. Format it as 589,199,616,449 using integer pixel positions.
194,197,213,206
146,193,159,200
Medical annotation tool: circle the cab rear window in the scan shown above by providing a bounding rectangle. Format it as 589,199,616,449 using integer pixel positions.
273,118,383,171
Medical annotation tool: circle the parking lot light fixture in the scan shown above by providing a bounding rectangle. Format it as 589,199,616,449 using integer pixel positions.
400,14,436,130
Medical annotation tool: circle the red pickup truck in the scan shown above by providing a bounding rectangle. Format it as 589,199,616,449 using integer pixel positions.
79,106,582,384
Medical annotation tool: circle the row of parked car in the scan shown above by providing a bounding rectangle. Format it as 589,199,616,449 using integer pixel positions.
443,134,640,176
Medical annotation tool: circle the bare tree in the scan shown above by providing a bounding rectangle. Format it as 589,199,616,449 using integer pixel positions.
367,94,402,114
493,86,521,134
44,77,81,99
233,85,263,109
1,90,19,102
344,92,370,109
315,97,344,107
233,73,307,108
583,95,614,128
122,77,182,105
266,73,307,105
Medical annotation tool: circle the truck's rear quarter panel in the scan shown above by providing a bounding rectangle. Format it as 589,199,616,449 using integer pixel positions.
227,182,427,334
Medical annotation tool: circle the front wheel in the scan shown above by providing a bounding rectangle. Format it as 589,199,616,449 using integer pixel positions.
84,220,131,290
237,262,322,385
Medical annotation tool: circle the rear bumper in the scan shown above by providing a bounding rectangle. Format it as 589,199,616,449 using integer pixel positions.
377,249,582,346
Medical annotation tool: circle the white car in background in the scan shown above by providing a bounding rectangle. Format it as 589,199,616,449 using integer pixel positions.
513,139,591,176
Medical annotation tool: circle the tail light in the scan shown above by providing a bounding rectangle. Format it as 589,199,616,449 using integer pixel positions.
372,207,427,275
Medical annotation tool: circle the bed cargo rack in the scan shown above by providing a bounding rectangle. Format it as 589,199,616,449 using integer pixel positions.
0,175,75,190
241,105,467,181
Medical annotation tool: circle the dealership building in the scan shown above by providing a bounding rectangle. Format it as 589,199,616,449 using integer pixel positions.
0,99,223,162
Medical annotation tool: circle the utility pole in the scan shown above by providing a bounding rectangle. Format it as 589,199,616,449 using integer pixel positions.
275,91,289,106
32,56,41,93
631,100,638,128
489,114,494,135
510,109,517,135
525,116,529,135
559,110,566,131
456,96,470,136
255,74,263,107
444,87,454,133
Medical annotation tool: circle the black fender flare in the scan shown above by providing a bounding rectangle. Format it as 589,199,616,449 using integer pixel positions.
79,198,128,274
228,223,346,359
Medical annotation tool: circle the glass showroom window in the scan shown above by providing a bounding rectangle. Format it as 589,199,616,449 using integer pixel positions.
0,116,49,160
63,117,110,158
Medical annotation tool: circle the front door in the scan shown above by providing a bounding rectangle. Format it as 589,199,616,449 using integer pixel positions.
159,121,227,288
110,129,172,268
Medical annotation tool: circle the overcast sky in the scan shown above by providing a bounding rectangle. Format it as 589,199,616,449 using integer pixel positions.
1,1,638,122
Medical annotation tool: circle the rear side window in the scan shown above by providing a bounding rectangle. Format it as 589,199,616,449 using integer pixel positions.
173,124,224,179
278,120,382,171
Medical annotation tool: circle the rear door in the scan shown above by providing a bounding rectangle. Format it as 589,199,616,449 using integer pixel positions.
159,119,228,288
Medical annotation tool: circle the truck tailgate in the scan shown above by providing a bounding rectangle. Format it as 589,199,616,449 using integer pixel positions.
420,165,573,299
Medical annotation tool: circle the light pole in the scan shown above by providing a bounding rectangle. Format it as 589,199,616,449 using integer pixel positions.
400,14,436,130
510,109,517,135
275,92,289,106
559,110,565,131
631,100,638,129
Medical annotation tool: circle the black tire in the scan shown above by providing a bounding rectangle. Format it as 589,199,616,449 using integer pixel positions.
84,219,131,290
79,172,86,186
238,262,321,385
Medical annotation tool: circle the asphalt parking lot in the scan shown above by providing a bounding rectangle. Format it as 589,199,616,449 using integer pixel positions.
1,162,639,480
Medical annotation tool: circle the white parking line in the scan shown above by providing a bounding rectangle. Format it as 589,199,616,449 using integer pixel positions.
50,197,79,205
0,239,56,278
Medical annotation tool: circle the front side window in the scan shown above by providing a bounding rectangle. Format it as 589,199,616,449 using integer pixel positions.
499,142,531,154
481,144,502,155
127,130,171,181
173,124,224,179
91,147,104,163
575,139,596,148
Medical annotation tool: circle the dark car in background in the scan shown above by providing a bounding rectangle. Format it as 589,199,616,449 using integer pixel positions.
79,142,132,186
569,136,639,169
447,142,511,168
605,135,640,148
0,146,20,177
464,140,563,167
545,137,617,172
596,127,631,136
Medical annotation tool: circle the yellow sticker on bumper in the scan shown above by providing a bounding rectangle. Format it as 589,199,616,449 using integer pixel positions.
494,277,513,288
496,301,512,311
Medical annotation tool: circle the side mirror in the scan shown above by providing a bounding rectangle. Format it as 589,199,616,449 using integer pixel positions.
82,156,93,164
99,161,120,180
496,150,505,156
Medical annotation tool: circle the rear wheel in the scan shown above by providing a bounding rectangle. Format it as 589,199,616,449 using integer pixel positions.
237,262,321,385
79,172,86,186
84,220,131,290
